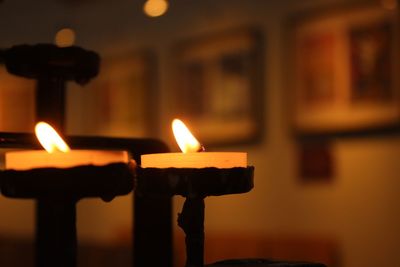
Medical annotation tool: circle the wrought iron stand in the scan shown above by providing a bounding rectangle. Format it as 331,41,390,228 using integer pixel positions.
137,167,254,267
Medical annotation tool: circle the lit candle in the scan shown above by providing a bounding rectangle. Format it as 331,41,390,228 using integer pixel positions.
141,119,247,168
5,122,129,170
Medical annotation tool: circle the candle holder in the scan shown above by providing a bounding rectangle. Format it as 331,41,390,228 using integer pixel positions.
0,162,133,267
1,43,174,267
1,43,102,267
0,134,174,267
2,44,99,132
206,259,326,267
137,166,254,267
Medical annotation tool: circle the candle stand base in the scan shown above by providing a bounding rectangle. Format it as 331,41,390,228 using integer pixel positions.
0,163,133,267
36,198,77,267
138,166,254,267
206,259,326,267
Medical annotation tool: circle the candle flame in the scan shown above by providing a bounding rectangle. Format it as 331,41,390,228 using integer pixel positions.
35,122,70,153
172,119,202,153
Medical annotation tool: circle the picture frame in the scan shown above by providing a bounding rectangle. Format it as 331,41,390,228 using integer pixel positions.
67,50,157,138
171,28,264,146
288,1,400,136
298,141,334,183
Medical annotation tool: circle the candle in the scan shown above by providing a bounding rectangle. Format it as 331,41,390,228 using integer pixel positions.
5,122,129,171
141,119,247,168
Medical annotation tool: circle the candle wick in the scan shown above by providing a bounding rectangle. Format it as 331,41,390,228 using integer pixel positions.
197,145,205,152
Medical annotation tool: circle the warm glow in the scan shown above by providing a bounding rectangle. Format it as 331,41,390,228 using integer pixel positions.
172,119,202,153
35,122,70,153
143,0,168,17
54,28,76,47
381,0,397,10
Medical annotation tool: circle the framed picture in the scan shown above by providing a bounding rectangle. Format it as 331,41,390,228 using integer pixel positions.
298,141,334,183
171,28,264,146
288,1,400,136
67,50,157,138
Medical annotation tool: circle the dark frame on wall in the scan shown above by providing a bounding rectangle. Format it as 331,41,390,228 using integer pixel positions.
171,27,264,147
287,1,400,137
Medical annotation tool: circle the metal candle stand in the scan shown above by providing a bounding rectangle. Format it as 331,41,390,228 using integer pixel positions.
0,44,174,267
0,133,173,267
0,163,133,267
3,44,99,131
137,167,255,267
0,44,102,267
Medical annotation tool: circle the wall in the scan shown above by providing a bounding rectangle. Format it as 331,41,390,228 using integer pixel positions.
1,0,400,267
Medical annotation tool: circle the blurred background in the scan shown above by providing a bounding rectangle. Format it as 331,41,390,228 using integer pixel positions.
1,0,400,267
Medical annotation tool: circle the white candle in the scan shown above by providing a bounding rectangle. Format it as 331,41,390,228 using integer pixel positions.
5,122,129,171
6,150,129,171
141,152,246,168
141,119,247,169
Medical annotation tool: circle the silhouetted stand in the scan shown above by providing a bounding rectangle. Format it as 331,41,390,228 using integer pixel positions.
3,44,99,131
206,259,327,267
0,133,173,267
178,197,205,267
137,167,255,267
2,44,100,267
1,44,174,267
36,198,77,267
0,163,133,267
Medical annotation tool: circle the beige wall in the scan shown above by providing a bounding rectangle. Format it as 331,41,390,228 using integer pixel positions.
1,0,400,266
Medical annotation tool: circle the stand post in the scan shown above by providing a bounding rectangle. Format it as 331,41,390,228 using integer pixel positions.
36,77,66,132
133,195,173,267
36,198,77,267
178,197,205,267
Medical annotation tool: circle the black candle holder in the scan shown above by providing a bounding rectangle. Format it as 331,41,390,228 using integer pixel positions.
206,259,326,267
1,43,174,267
0,162,133,267
2,44,99,132
137,166,254,267
0,134,174,267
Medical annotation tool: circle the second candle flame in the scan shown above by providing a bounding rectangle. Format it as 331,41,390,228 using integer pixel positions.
35,122,70,153
172,119,203,153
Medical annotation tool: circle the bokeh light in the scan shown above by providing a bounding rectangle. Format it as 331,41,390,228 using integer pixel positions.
54,28,76,47
143,0,169,17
